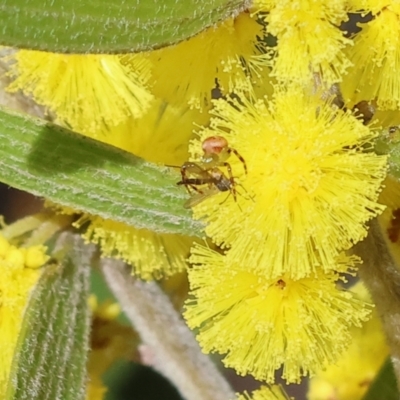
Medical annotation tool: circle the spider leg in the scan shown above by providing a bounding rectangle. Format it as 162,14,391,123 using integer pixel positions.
227,148,247,175
220,162,237,202
180,162,208,194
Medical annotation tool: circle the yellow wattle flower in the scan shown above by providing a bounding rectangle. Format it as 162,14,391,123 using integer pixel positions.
6,50,153,134
341,5,400,110
92,98,209,165
86,378,107,400
254,0,351,84
184,244,371,383
46,200,194,281
348,0,394,15
76,215,194,280
146,11,268,110
86,296,138,400
0,234,45,395
190,87,387,279
236,385,292,400
308,282,389,400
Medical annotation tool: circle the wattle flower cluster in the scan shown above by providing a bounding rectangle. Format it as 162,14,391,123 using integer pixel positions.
4,0,400,396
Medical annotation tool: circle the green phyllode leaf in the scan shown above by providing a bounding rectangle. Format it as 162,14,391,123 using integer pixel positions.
0,0,249,53
0,106,203,237
6,234,93,400
362,358,399,400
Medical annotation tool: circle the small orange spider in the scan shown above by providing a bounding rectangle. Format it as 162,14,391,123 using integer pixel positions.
178,136,247,207
198,135,247,175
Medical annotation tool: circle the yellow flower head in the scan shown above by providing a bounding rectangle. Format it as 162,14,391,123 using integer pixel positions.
348,0,395,15
92,98,209,165
236,385,292,400
146,11,267,109
86,381,107,400
6,50,153,133
254,0,351,85
189,87,387,279
74,214,194,281
308,282,389,400
341,5,400,110
87,296,138,400
184,244,371,383
0,235,44,392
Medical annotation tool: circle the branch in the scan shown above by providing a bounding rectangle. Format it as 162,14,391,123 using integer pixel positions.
101,258,235,400
354,219,400,389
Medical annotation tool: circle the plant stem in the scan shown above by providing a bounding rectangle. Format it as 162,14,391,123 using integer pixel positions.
355,219,400,389
101,258,235,400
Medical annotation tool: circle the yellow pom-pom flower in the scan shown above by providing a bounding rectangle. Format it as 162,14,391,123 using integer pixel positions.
184,244,371,383
236,385,292,400
341,4,400,110
146,11,268,109
308,282,389,400
348,0,394,17
75,215,194,281
94,98,209,165
254,0,351,85
87,296,138,400
0,234,44,394
189,87,387,279
23,245,49,269
6,50,153,134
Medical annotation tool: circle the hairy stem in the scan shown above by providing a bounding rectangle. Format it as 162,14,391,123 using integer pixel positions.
355,219,400,389
101,258,235,400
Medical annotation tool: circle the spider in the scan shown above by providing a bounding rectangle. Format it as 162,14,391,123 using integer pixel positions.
198,135,247,175
177,136,247,207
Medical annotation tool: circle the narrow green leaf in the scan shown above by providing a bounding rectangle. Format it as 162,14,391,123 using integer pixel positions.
0,106,203,237
362,358,399,400
6,234,92,400
0,0,249,53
